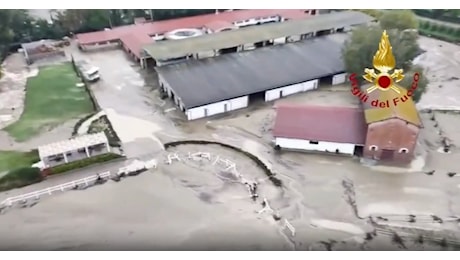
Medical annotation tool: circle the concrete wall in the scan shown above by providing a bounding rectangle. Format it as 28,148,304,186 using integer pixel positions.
28,50,65,64
275,137,356,155
186,96,249,120
265,79,319,102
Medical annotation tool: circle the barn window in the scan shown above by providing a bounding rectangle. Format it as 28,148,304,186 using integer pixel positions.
399,148,409,153
369,145,378,151
309,140,319,145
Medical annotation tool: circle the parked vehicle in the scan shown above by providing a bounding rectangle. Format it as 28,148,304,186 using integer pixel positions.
75,60,100,82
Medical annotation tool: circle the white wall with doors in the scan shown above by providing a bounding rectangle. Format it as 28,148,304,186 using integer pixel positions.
275,137,356,155
186,96,249,120
265,79,319,102
332,73,347,85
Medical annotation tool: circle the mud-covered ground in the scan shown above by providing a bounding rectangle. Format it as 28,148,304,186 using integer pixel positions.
1,36,460,250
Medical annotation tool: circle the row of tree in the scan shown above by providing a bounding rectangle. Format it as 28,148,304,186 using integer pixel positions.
413,9,460,24
0,9,227,62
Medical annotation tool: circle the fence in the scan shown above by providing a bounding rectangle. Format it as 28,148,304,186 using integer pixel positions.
70,55,100,111
283,219,296,237
0,171,111,208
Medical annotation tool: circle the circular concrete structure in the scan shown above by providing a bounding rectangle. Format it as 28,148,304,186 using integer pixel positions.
165,28,205,40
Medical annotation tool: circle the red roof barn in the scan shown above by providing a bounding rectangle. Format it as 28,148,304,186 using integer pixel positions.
273,104,367,155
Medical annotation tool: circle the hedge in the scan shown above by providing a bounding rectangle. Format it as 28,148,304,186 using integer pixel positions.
72,112,97,136
0,167,43,192
87,115,122,147
49,153,124,175
70,55,100,111
413,9,460,24
419,28,460,43
418,20,460,43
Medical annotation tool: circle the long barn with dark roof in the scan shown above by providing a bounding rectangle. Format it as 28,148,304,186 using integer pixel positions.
156,34,350,120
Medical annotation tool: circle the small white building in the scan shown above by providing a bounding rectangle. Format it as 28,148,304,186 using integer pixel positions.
156,34,349,121
273,104,367,155
38,132,110,168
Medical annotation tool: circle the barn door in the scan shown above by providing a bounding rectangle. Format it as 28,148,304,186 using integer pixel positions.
380,149,394,160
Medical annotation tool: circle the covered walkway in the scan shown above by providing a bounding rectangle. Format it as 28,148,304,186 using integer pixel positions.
75,9,313,63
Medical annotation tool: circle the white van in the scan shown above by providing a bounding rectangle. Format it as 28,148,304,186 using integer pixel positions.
76,60,100,82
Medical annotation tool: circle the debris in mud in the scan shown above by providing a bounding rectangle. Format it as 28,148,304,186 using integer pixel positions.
198,192,213,203
424,170,435,176
273,212,281,221
376,216,389,221
365,232,375,241
319,240,337,251
392,232,407,249
416,235,424,244
94,175,107,185
439,238,448,248
431,215,443,224
111,175,122,182
341,178,360,219
447,172,457,177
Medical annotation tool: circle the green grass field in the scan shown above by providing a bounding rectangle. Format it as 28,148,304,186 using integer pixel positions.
0,150,40,173
4,63,94,142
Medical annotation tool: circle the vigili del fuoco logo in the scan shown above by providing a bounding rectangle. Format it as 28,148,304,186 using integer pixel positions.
349,30,420,108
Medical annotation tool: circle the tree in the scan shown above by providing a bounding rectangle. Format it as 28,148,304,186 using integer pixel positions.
342,24,427,102
342,25,420,76
399,65,428,103
379,10,418,31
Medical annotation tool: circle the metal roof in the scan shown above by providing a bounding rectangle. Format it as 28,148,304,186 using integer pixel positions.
76,10,311,45
144,11,373,60
273,104,367,145
38,132,108,158
362,86,421,127
156,34,348,109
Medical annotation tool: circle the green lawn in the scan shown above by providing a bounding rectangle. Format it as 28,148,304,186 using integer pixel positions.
0,150,40,173
4,63,94,142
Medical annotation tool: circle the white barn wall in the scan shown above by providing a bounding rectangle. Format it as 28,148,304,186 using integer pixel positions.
332,73,347,85
275,137,356,155
265,79,319,102
286,35,301,43
196,50,216,59
186,96,248,120
273,37,286,45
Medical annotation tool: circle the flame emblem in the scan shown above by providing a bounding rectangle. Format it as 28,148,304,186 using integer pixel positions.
363,30,404,94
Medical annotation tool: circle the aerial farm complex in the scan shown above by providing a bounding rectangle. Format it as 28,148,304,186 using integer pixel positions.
76,9,419,164
4,8,458,250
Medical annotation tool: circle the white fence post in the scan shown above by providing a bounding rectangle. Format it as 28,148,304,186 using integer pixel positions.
284,219,296,237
